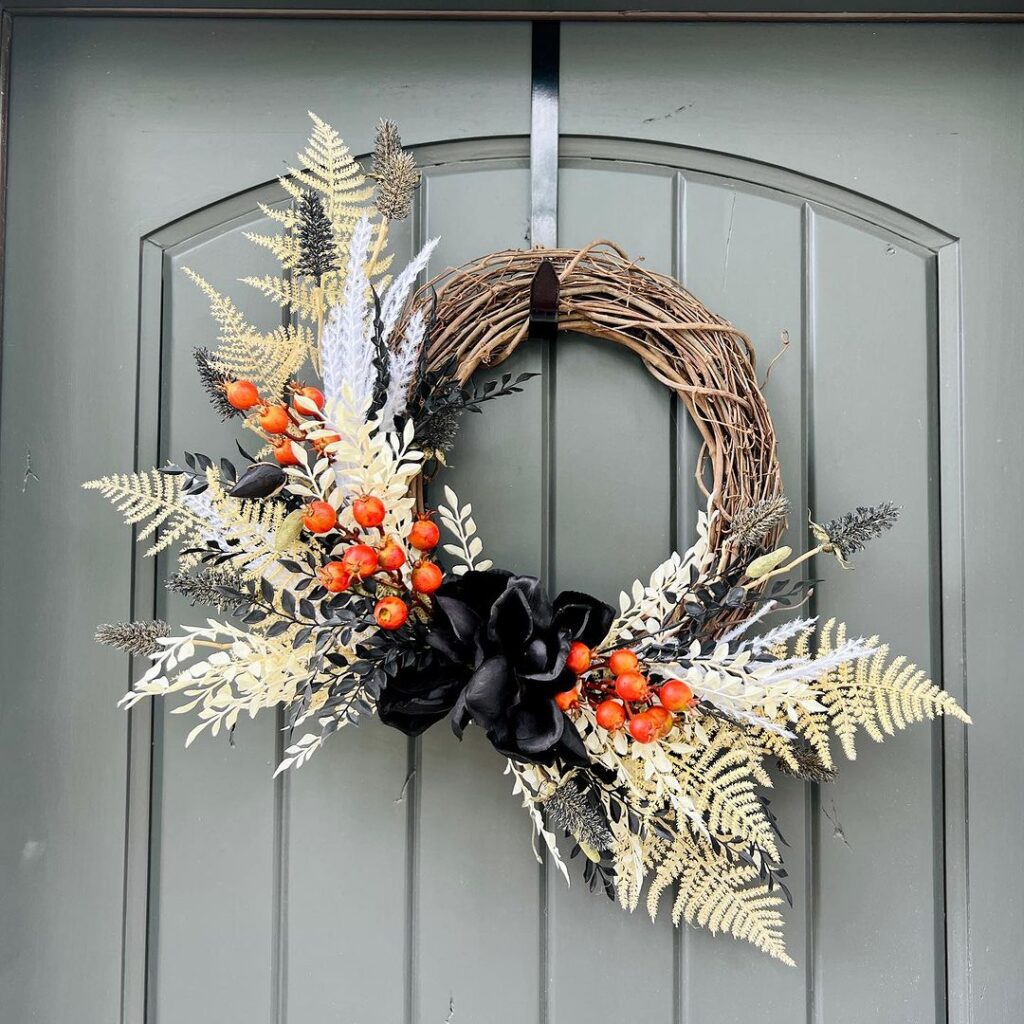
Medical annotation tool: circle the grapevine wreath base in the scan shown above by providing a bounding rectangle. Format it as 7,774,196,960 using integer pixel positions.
88,115,969,965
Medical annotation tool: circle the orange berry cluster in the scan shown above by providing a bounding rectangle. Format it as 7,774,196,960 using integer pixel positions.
226,377,444,634
553,645,696,744
312,504,442,632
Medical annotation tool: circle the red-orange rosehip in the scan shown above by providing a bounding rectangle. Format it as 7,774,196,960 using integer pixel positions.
292,385,325,412
408,517,440,551
225,379,260,411
614,671,648,702
302,500,337,534
595,699,627,731
341,544,379,578
272,439,301,466
554,686,579,711
378,536,407,571
658,679,694,712
352,495,386,529
608,649,640,676
647,705,674,738
317,561,352,594
374,596,409,631
259,404,291,435
411,560,443,595
628,710,659,744
566,641,592,675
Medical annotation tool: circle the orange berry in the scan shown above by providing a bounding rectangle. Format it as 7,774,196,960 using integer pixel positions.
259,404,291,435
302,500,337,534
352,495,386,529
311,432,341,453
317,561,352,593
341,544,379,579
566,641,592,675
375,596,409,631
658,679,694,712
292,385,325,412
647,705,674,738
378,537,407,571
608,649,640,676
595,699,627,731
554,686,579,712
628,710,659,744
225,379,260,411
614,671,648,702
411,560,443,595
408,517,440,551
272,439,300,466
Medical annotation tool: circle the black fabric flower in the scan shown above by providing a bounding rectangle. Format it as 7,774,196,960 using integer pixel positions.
376,570,614,771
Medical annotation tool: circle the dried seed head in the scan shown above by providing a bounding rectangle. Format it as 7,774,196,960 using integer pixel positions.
815,501,901,563
166,568,245,612
777,742,837,784
95,620,171,657
543,777,614,851
375,151,420,222
729,495,790,547
373,118,403,168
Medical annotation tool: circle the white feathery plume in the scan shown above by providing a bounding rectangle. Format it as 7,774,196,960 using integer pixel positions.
379,237,438,343
321,214,374,407
381,307,427,428
754,636,875,687
747,616,819,655
720,600,778,645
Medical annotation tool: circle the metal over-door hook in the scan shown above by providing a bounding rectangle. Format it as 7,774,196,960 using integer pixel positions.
528,259,560,342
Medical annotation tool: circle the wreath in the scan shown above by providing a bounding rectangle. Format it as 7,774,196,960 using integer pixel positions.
87,115,969,965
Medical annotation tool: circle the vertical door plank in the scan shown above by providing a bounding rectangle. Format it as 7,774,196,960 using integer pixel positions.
149,221,283,1023
284,213,415,1024
681,180,809,1018
545,166,676,1024
413,165,546,1024
810,213,939,1023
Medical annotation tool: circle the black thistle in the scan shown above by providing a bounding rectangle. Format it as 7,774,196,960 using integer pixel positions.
544,777,615,851
295,192,339,279
820,502,901,561
777,742,837,785
95,620,171,656
730,495,790,547
194,348,238,420
166,568,246,612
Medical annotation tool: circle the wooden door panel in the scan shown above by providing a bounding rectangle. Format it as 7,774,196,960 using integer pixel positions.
680,178,810,1020
153,210,286,1022
413,162,546,1024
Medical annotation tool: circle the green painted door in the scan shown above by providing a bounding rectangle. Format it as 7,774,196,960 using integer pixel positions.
2,15,1020,1024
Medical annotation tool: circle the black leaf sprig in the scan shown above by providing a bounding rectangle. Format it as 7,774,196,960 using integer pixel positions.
295,192,339,279
193,348,239,421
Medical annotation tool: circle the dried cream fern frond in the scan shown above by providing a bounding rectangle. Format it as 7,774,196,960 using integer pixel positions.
83,471,208,557
182,268,311,396
787,618,970,760
675,726,779,860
